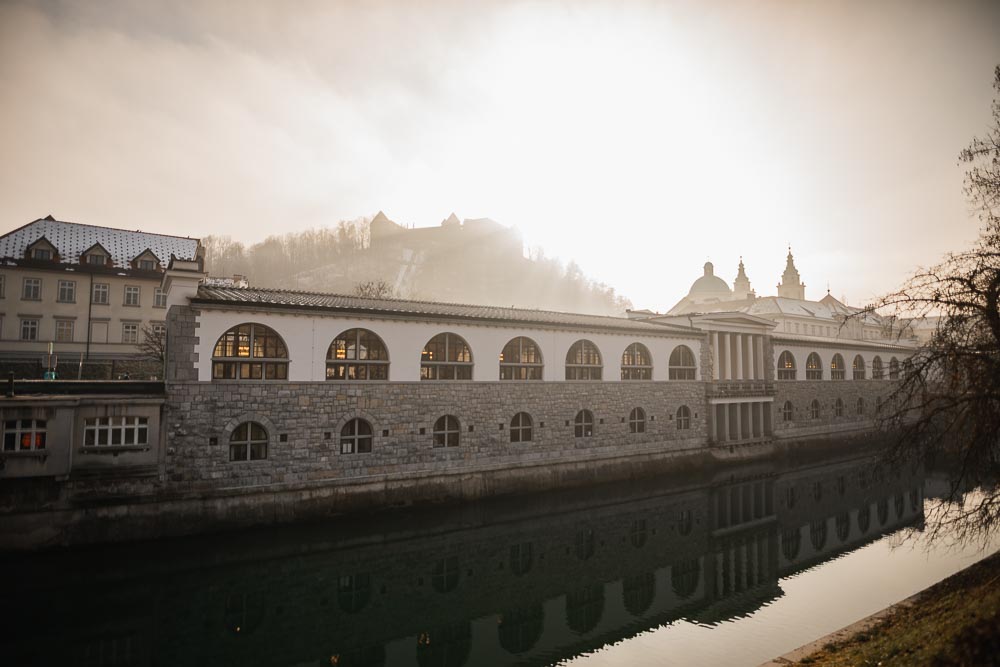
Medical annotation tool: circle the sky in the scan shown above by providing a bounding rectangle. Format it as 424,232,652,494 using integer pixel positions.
2,0,999,313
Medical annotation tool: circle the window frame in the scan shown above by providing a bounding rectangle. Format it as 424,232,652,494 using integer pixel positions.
19,318,39,341
574,409,594,438
21,277,41,301
123,285,141,307
781,401,794,422
852,354,866,380
777,350,796,380
620,342,653,380
432,415,461,447
500,337,544,381
212,323,290,381
153,287,168,308
668,345,697,380
92,282,110,305
510,412,533,443
228,421,268,461
628,407,646,434
420,332,473,380
830,354,846,380
55,319,74,342
57,279,76,303
805,352,823,380
676,405,691,430
872,356,884,380
327,328,390,381
2,418,46,451
809,399,821,420
122,322,139,344
84,416,149,448
565,339,602,380
340,418,374,454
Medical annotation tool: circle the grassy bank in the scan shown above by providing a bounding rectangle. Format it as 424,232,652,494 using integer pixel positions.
794,549,1000,666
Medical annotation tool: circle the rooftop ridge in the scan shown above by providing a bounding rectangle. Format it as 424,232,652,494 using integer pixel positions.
1,217,200,244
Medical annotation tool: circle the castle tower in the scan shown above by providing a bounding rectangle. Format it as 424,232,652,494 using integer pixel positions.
776,248,806,300
732,257,755,300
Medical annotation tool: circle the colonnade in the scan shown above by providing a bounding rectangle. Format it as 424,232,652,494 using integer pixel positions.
711,332,765,381
711,400,773,443
710,532,775,598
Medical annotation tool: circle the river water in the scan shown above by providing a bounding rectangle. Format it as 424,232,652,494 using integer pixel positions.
3,445,996,667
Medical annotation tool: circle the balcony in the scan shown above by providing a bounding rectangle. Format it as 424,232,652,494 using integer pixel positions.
706,381,776,399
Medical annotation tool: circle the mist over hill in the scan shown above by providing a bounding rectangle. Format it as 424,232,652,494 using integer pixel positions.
203,213,633,315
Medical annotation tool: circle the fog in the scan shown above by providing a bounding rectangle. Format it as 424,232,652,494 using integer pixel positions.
2,0,999,311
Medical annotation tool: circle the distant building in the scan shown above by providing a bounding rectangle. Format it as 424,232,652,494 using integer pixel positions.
0,215,202,375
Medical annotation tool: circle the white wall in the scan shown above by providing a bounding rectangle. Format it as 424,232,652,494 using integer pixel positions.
194,309,703,382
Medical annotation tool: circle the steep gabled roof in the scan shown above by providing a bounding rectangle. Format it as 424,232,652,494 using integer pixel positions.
0,217,200,267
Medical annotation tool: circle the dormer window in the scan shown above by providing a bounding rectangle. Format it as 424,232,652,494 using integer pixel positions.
32,249,52,260
87,254,105,265
139,259,156,271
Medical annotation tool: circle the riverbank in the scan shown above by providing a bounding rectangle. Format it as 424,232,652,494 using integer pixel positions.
763,548,1000,666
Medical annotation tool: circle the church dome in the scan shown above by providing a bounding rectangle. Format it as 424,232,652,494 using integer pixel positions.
687,262,733,300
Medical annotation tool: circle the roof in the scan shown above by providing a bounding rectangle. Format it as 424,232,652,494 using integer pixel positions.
771,332,915,352
0,217,200,267
743,296,880,324
193,286,703,337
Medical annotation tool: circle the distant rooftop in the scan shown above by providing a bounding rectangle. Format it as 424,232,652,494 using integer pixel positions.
0,216,201,267
194,285,700,336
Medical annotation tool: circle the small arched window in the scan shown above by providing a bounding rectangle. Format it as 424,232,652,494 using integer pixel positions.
433,415,460,447
889,357,900,380
574,409,594,438
872,356,884,380
668,345,697,380
421,333,473,380
500,337,543,380
809,399,821,420
830,354,846,380
628,407,646,433
806,352,823,380
510,412,533,443
781,401,794,422
621,343,652,380
229,422,268,461
856,397,865,416
327,329,389,380
565,339,602,380
777,351,796,380
852,354,866,380
835,397,844,417
676,405,691,430
212,323,288,380
341,418,373,454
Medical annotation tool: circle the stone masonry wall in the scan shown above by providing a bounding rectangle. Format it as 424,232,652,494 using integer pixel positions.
772,379,899,440
164,380,708,493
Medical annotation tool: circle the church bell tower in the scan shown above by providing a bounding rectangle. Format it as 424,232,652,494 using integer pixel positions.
777,248,806,300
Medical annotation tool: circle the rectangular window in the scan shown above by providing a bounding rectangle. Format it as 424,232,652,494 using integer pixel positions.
92,283,109,305
20,319,38,341
151,322,166,338
83,416,148,447
124,285,140,306
32,248,52,260
87,254,105,265
57,280,76,303
22,278,41,300
55,320,74,342
122,323,139,344
2,419,46,451
154,287,167,308
139,259,156,271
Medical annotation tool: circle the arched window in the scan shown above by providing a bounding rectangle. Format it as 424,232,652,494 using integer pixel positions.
212,323,288,380
852,354,866,380
574,409,594,437
510,412,533,443
889,357,900,380
622,573,655,617
856,397,865,416
341,418,373,454
668,345,697,380
621,342,652,380
830,354,846,380
433,415,460,447
421,333,473,380
781,401,794,422
806,352,823,380
777,351,796,380
872,356,884,380
809,399,821,420
500,337,543,380
628,407,646,433
835,397,844,417
565,339,602,380
671,559,700,599
836,512,851,542
676,405,691,430
566,585,604,635
229,422,268,461
327,329,389,380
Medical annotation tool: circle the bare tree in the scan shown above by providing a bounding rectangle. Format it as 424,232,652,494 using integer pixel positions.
864,66,1000,543
354,279,397,300
138,323,166,364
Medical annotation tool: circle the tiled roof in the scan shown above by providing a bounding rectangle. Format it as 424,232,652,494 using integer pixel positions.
771,332,915,351
194,286,701,336
0,217,200,267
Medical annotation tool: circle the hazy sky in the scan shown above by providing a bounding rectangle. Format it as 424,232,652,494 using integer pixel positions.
2,0,999,312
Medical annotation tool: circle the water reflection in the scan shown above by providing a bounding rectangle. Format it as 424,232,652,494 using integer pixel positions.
2,448,926,667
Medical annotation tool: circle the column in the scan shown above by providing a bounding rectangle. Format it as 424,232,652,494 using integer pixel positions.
712,332,721,381
763,402,773,436
721,333,729,380
729,404,739,440
722,403,730,442
735,334,743,380
741,403,750,439
748,335,757,380
755,335,765,380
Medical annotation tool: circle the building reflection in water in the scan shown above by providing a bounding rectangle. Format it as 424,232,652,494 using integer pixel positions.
2,448,924,667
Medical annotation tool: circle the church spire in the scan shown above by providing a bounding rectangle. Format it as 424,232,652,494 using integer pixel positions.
777,247,806,300
733,256,754,300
